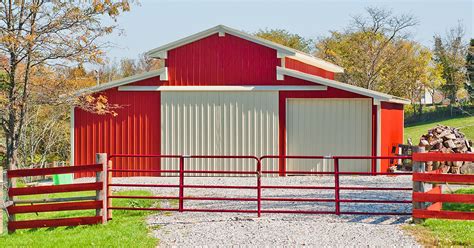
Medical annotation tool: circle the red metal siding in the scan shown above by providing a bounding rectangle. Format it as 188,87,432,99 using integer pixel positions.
380,102,404,172
129,33,332,87
74,89,160,177
285,57,335,80
278,88,372,175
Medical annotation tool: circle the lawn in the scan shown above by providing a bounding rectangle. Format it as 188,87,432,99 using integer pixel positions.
404,115,474,142
405,187,474,246
0,190,159,247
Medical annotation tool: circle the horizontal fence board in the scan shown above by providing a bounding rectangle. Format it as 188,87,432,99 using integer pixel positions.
413,152,474,162
413,209,474,220
413,173,474,184
413,192,474,204
8,164,102,178
8,216,102,231
9,182,103,196
8,201,102,214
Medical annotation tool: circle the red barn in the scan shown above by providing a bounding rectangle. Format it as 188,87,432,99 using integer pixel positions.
73,25,409,176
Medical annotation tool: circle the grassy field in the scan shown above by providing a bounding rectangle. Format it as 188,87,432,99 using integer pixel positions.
404,116,474,142
0,190,159,247
405,188,474,246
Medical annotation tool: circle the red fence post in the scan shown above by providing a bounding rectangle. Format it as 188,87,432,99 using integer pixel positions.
179,156,185,212
334,157,340,216
256,159,262,218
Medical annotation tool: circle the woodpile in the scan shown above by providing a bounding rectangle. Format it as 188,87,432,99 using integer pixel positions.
419,124,474,174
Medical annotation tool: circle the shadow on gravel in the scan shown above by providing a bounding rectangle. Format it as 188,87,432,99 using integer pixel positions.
342,215,410,225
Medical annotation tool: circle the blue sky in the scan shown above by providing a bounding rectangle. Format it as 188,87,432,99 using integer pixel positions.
103,0,473,61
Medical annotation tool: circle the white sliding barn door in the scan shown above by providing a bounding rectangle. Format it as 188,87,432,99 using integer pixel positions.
161,91,279,176
286,98,372,173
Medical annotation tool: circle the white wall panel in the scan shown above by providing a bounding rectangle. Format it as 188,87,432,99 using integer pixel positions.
287,98,372,172
161,91,279,176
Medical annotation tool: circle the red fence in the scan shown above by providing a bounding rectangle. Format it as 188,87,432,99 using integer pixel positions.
4,163,108,233
107,154,413,217
412,152,474,220
4,151,473,233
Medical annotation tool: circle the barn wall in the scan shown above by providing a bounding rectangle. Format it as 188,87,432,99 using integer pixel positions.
380,102,404,172
128,34,334,87
285,58,335,80
74,88,161,177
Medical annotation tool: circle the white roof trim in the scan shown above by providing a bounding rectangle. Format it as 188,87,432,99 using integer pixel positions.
277,66,410,104
118,85,328,92
145,25,344,73
75,68,166,95
146,25,294,58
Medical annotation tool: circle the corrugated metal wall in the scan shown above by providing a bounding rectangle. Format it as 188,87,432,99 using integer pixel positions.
286,98,372,172
74,89,161,177
380,102,404,172
285,58,335,80
161,91,279,176
163,33,333,86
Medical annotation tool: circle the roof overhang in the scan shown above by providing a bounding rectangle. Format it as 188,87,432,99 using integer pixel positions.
145,25,344,74
277,66,410,104
74,68,167,96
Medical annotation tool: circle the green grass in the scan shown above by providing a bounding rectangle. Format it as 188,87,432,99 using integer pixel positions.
0,190,159,247
404,115,474,142
405,187,474,246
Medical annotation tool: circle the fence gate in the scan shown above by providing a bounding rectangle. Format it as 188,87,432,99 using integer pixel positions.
106,154,413,217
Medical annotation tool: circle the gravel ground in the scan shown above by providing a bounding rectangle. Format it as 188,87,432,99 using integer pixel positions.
87,175,420,247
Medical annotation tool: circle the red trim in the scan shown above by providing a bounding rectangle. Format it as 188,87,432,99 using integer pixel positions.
372,103,377,173
8,201,102,214
9,182,103,197
8,216,102,231
278,88,374,176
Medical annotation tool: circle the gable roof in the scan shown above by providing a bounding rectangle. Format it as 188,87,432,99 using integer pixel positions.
145,25,344,73
277,67,410,104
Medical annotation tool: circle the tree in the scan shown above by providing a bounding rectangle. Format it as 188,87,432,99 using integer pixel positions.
254,28,314,53
432,23,469,105
0,1,130,171
466,39,474,102
315,7,418,95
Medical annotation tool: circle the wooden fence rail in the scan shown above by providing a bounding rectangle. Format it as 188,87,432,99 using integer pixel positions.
412,152,474,221
3,154,108,233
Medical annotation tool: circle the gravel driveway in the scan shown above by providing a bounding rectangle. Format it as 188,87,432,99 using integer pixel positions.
103,175,419,247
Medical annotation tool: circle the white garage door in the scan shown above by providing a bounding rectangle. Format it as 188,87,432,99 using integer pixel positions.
161,91,279,176
286,98,372,173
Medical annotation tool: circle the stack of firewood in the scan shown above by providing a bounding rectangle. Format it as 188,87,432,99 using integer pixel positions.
418,124,473,174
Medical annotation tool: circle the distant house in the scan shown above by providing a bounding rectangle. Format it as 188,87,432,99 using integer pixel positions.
420,88,444,105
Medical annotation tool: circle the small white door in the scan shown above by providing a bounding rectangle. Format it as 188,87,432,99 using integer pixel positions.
286,98,372,172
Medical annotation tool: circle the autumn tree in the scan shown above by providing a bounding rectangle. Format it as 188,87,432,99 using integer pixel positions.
466,39,474,102
315,7,419,95
433,23,469,105
254,28,314,53
0,1,130,171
